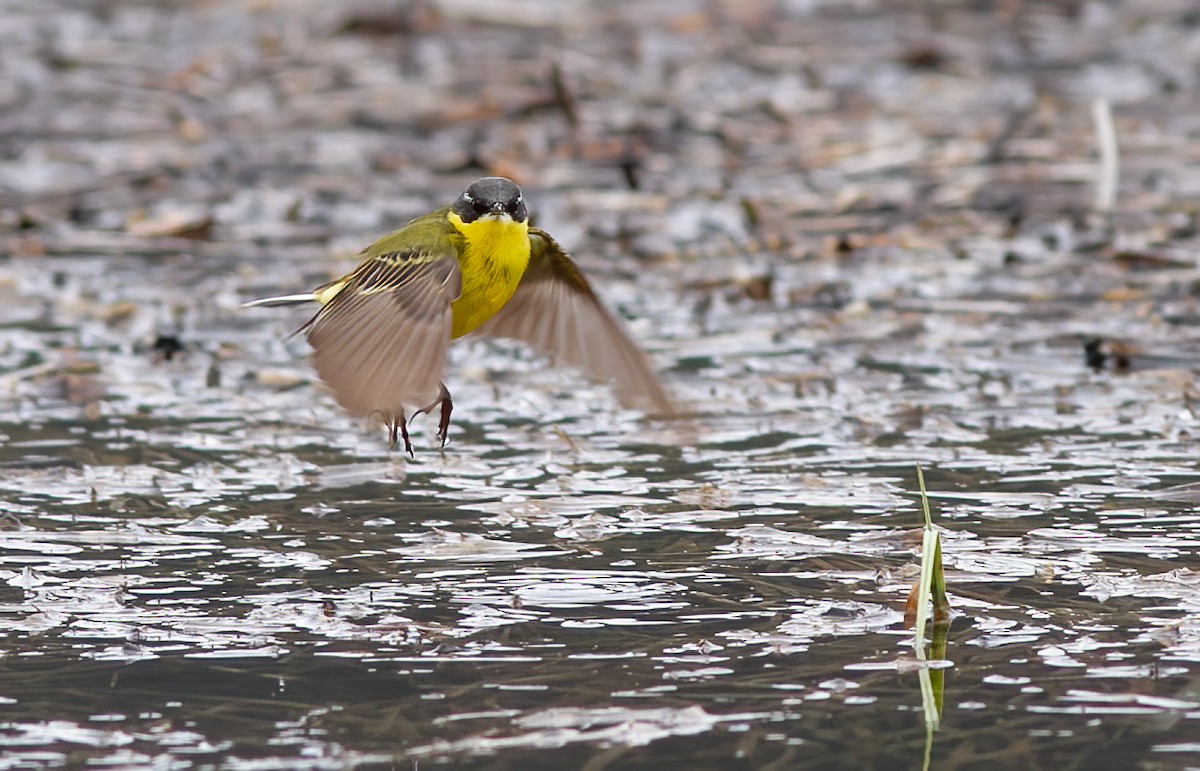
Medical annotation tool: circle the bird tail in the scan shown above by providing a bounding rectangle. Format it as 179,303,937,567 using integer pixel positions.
242,293,317,308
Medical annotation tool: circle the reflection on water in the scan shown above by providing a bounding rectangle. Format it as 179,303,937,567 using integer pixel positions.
3,330,1199,769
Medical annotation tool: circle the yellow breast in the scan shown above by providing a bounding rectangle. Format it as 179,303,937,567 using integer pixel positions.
447,211,531,338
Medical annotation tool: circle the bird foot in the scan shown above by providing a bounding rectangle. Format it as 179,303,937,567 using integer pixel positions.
385,413,414,458
416,383,454,448
381,383,452,455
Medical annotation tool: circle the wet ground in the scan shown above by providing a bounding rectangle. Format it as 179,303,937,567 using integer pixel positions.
3,0,1200,768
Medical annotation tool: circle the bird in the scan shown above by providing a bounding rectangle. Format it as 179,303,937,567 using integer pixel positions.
244,176,672,454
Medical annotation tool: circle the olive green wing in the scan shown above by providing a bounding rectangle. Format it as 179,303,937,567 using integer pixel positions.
302,213,463,417
475,227,673,414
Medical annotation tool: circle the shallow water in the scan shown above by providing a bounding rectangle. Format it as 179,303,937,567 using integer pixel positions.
4,1,1200,768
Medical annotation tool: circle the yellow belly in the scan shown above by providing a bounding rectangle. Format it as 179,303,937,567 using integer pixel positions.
448,213,531,338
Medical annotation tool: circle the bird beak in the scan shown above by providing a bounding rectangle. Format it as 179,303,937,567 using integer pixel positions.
490,202,506,214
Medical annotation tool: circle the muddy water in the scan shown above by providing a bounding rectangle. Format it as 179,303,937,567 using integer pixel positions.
3,1,1200,769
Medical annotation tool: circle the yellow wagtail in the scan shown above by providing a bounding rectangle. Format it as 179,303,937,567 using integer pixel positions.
245,177,672,453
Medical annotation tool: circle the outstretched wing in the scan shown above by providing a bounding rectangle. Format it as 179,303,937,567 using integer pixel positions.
303,234,462,417
475,227,673,414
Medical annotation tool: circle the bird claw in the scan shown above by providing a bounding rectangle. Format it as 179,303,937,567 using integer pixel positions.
381,384,452,456
386,413,415,458
415,383,453,448
436,395,453,446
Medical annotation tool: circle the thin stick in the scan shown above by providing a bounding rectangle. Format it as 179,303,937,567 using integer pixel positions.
1092,98,1119,213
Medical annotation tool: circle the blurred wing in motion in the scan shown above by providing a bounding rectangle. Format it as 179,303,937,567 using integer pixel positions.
476,227,673,414
302,247,462,417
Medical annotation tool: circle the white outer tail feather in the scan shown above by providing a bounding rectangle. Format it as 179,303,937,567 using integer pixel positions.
242,293,317,308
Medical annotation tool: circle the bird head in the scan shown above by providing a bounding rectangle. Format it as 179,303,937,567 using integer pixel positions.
452,177,528,224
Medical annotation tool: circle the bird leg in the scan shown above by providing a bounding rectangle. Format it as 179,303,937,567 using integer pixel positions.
381,384,450,455
385,412,414,457
416,382,453,447
437,391,453,446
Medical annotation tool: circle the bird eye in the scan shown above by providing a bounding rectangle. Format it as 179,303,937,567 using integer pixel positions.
473,198,489,213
